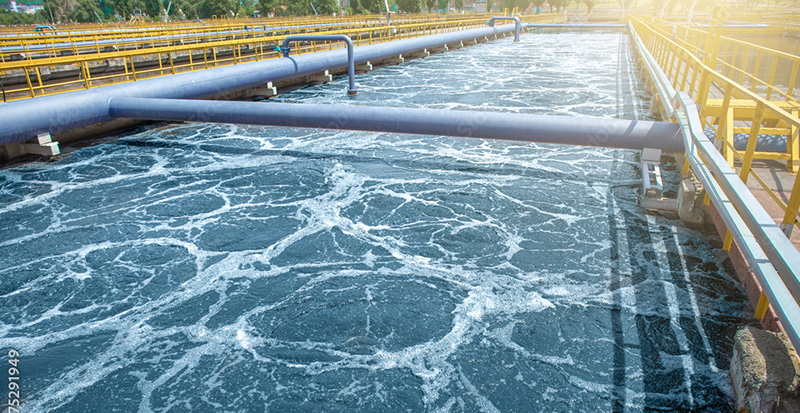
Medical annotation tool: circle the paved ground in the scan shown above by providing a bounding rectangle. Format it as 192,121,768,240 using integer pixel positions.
746,160,800,251
702,82,800,252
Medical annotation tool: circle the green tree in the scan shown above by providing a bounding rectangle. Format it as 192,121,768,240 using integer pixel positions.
106,0,144,19
170,0,196,19
395,0,419,12
237,2,256,17
69,0,102,21
361,0,382,13
257,0,278,16
313,0,338,14
141,0,163,18
349,0,367,13
580,0,594,14
196,0,237,17
548,0,568,12
0,9,39,24
423,0,435,12
453,0,463,10
286,0,308,15
501,0,528,12
42,0,77,21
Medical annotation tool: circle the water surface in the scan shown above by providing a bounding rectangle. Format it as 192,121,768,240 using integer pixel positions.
0,30,748,412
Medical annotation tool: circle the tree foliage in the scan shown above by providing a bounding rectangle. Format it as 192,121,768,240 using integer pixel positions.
501,0,529,12
69,0,102,21
395,0,419,12
548,0,568,12
314,0,337,14
0,8,45,24
195,0,237,17
360,0,382,13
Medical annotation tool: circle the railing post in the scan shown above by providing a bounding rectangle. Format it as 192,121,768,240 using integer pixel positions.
766,55,778,100
790,110,800,174
787,61,799,101
718,83,734,165
782,162,800,237
698,6,727,110
739,102,765,184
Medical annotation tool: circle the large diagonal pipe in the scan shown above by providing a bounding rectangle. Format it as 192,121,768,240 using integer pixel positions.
108,97,684,152
281,34,357,95
487,17,521,41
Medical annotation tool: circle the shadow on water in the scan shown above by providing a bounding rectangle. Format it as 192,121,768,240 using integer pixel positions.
607,183,744,411
115,138,631,185
607,185,627,413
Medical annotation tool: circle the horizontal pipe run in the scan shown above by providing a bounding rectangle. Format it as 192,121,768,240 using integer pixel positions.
108,98,684,152
281,35,356,95
0,24,520,146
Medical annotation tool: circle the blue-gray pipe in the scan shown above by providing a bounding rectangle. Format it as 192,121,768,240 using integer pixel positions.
0,24,519,146
487,17,520,41
107,97,684,152
282,35,356,95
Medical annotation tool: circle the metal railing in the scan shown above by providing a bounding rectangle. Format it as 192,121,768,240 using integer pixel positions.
644,15,800,102
630,18,800,355
630,16,800,237
0,14,474,39
0,14,564,102
0,14,494,63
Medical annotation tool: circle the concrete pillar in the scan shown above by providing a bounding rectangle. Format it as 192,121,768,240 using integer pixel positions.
0,132,60,161
677,177,708,227
730,326,800,412
252,82,277,97
304,70,333,84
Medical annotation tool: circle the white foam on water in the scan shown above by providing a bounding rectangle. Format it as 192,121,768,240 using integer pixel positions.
0,31,749,412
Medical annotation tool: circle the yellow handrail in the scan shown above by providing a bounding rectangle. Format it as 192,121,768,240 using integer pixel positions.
629,15,800,236
643,15,800,102
0,14,564,102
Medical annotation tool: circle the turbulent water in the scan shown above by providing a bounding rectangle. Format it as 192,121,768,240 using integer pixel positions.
0,30,749,412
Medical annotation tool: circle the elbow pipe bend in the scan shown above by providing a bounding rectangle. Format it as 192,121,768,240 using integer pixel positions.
282,34,357,95
487,17,521,41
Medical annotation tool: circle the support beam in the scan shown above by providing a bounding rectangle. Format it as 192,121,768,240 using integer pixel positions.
305,70,333,83
252,82,277,97
2,132,60,158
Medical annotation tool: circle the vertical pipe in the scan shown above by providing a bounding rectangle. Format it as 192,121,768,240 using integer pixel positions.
486,17,520,41
282,34,357,95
